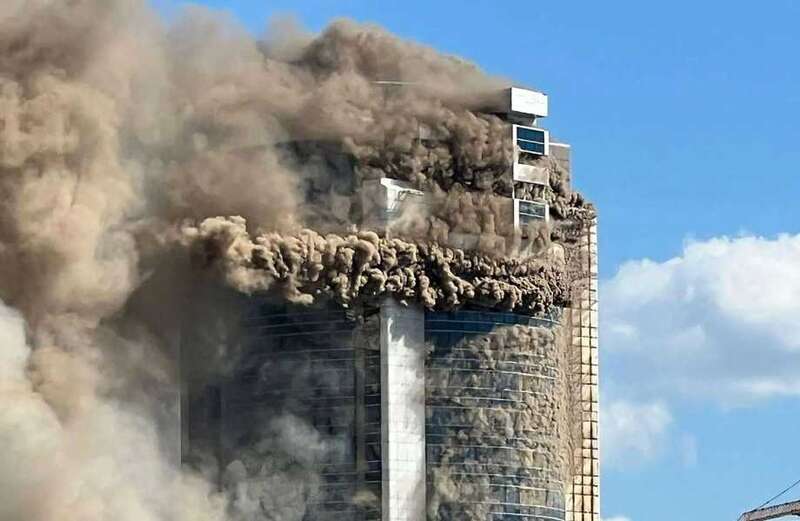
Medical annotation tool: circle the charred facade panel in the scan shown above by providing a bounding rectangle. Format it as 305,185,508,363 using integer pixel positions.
425,311,572,521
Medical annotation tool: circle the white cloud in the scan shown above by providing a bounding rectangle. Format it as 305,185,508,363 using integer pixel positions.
602,233,800,405
601,516,632,521
601,399,672,468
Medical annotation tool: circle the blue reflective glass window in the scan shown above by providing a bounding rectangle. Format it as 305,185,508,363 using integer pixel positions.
516,127,546,143
517,140,545,154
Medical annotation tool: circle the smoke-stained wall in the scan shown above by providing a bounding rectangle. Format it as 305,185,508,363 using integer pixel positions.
425,313,576,521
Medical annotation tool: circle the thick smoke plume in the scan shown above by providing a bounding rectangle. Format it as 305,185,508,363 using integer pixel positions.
181,216,570,315
0,1,593,520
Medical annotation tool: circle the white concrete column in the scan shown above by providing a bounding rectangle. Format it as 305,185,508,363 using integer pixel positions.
380,299,426,521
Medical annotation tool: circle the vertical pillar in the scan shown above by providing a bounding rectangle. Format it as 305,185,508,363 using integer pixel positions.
355,334,368,494
380,299,426,521
567,221,599,521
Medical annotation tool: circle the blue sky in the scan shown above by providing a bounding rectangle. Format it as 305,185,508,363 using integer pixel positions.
154,2,800,520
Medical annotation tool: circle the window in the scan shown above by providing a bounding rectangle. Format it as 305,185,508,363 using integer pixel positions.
518,200,547,223
518,140,545,154
517,127,546,143
515,125,547,157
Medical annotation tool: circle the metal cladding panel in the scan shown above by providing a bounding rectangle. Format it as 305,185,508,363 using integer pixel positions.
425,310,570,521
510,88,549,118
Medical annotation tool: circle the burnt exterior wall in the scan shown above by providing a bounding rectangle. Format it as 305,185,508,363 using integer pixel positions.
425,310,573,521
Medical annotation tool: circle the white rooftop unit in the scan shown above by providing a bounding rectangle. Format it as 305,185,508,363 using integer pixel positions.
484,87,549,120
510,87,549,118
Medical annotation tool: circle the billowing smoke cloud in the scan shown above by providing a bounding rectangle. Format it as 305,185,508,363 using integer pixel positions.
0,299,227,521
0,1,593,520
0,2,225,519
180,216,570,314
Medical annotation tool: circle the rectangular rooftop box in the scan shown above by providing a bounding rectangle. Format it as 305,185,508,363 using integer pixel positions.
483,87,549,119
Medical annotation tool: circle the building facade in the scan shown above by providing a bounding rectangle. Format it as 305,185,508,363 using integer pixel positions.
181,87,599,521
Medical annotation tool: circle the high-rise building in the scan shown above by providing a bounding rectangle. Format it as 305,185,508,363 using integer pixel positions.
181,87,599,521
